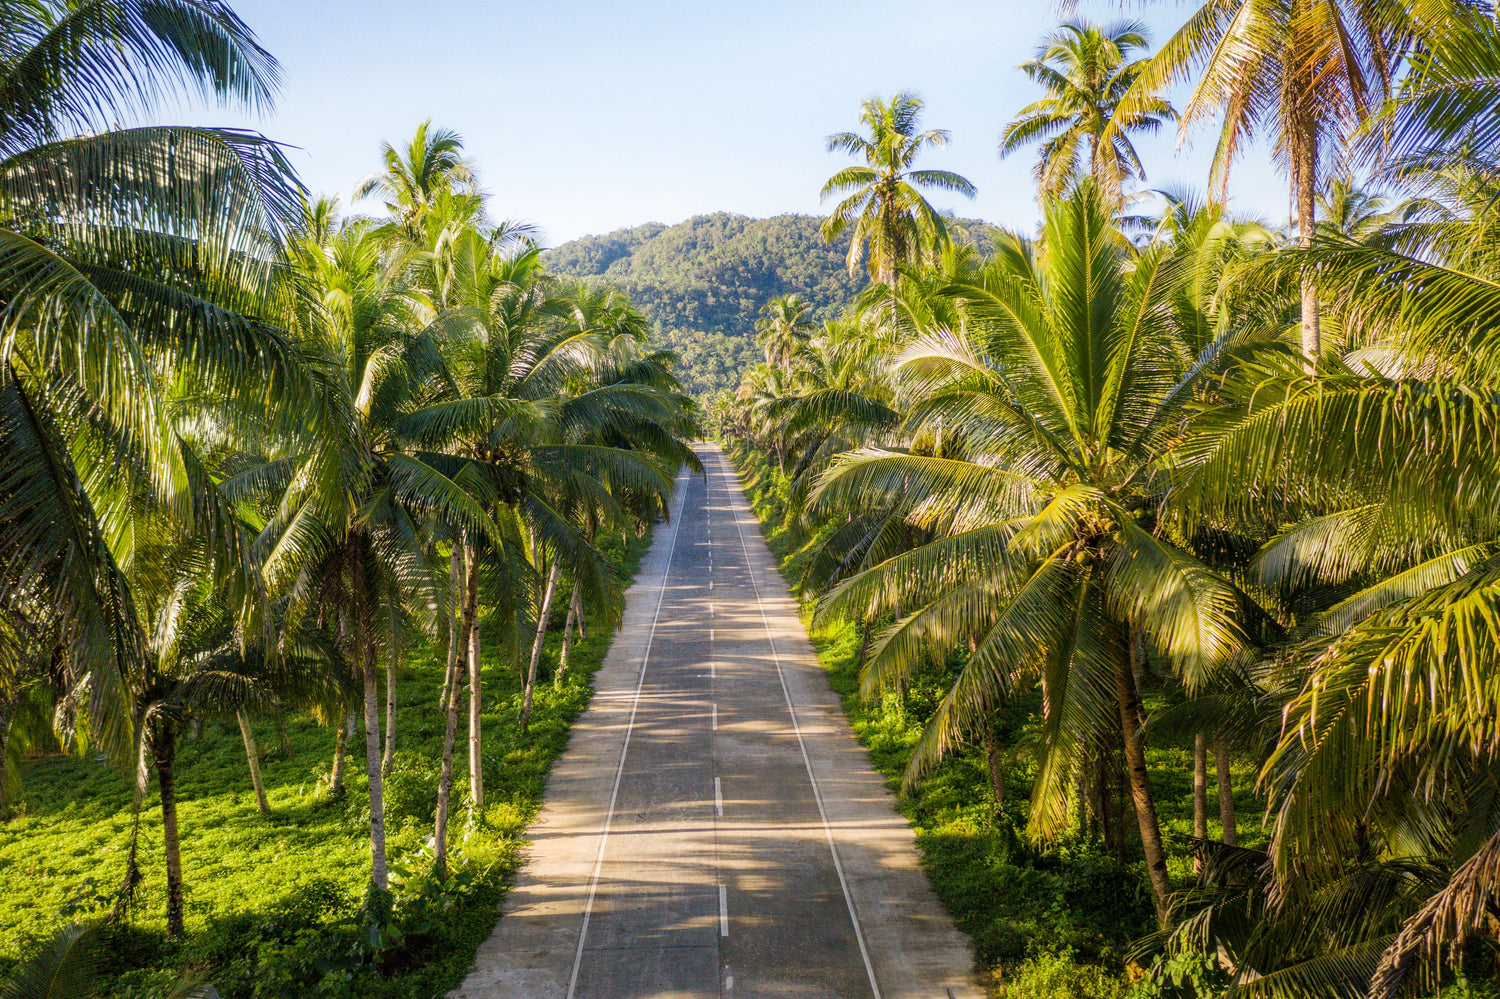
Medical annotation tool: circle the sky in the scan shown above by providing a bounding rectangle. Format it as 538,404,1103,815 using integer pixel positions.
203,0,1291,246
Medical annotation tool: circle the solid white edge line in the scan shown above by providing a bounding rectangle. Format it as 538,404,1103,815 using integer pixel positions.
718,883,729,937
714,776,723,817
719,451,884,999
564,471,690,999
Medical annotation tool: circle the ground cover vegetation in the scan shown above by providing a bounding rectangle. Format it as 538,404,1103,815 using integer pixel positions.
0,1,695,994
710,4,1500,996
11,0,1500,997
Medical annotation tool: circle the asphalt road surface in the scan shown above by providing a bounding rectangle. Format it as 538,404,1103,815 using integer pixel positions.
452,444,978,999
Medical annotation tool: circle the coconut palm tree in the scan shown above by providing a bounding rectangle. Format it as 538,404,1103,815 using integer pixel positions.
0,0,304,777
246,215,498,895
1120,0,1409,359
755,294,817,373
1000,20,1176,204
355,119,479,239
809,184,1251,926
820,92,977,285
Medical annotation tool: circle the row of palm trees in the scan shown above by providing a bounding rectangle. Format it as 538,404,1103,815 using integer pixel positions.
0,0,695,939
716,2,1500,994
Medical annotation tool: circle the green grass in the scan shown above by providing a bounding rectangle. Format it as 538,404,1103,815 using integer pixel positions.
726,446,1263,998
0,532,652,999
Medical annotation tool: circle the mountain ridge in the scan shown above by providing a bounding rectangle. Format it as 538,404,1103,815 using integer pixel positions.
545,211,997,395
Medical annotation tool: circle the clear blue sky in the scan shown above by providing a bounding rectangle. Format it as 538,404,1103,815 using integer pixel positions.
208,0,1288,245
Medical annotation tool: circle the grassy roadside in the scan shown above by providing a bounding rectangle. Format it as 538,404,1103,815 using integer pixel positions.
723,444,1264,999
0,531,652,999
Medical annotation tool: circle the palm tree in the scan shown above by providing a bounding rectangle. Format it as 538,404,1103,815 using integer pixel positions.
820,92,977,285
355,119,479,238
0,0,303,779
1000,20,1176,204
249,215,497,895
1121,0,1408,359
809,184,1251,926
755,294,817,373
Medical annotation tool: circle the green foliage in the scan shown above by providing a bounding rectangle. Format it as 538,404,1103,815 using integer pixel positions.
731,445,1187,987
998,952,1134,999
0,532,651,999
546,212,997,396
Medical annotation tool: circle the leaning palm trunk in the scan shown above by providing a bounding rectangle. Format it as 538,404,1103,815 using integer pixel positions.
521,562,562,730
1117,647,1171,928
557,578,581,683
462,535,484,811
1215,733,1237,846
153,726,185,936
238,710,271,816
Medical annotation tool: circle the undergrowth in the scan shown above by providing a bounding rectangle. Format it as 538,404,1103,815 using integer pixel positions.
0,532,651,999
726,444,1264,999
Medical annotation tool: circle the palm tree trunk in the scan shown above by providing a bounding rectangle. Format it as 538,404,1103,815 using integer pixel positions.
238,710,271,816
382,640,399,777
574,585,589,641
1117,647,1172,928
330,715,348,795
983,723,1004,812
462,535,484,812
362,641,388,892
557,577,581,683
275,702,293,758
1292,113,1321,361
521,562,562,730
434,547,466,880
153,726,185,936
1215,733,1237,846
1193,731,1208,874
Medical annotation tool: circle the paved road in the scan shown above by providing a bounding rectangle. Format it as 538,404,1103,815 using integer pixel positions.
452,444,978,999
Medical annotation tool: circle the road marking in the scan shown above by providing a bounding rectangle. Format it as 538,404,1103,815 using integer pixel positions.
720,452,883,999
710,627,714,642
718,883,729,937
712,702,718,731
726,972,734,990
564,474,688,999
714,776,723,817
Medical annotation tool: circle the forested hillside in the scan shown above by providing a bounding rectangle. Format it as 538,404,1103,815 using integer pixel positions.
546,212,996,395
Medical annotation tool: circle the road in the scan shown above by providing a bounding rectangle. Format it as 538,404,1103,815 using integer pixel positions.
452,444,978,999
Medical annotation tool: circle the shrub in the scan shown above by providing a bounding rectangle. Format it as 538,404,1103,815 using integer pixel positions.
998,953,1133,999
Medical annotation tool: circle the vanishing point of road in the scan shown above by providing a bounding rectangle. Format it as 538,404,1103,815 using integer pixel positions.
452,444,979,999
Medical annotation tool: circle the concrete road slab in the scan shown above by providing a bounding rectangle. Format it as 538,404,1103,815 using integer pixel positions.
449,446,979,999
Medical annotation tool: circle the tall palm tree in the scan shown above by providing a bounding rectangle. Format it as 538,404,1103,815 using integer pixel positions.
0,0,302,763
1121,0,1409,359
820,92,976,286
810,185,1250,926
248,216,496,895
355,119,479,239
754,294,817,373
1000,20,1176,204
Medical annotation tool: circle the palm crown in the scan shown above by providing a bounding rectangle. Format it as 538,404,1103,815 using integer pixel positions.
820,92,976,286
1000,19,1175,203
